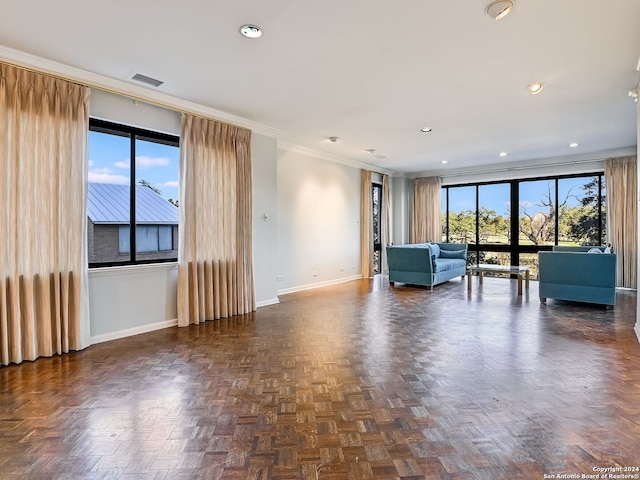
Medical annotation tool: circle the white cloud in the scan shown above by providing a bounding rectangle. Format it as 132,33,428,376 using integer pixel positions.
136,156,170,168
520,200,536,209
88,171,130,184
92,167,113,174
88,160,94,167
114,156,170,169
159,180,179,188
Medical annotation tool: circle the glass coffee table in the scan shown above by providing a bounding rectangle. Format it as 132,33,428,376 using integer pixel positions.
467,264,530,295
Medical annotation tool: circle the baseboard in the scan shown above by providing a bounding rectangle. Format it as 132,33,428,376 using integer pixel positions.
278,275,362,296
90,318,178,345
635,323,640,345
256,297,280,308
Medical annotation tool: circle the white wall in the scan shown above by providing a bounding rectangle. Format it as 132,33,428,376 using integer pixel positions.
252,134,279,306
277,146,362,294
89,264,178,343
90,89,181,135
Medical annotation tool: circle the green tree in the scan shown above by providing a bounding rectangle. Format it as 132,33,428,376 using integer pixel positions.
448,210,475,243
478,207,510,243
568,177,603,245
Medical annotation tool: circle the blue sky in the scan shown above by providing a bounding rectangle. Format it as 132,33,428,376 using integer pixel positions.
444,176,599,215
88,130,179,201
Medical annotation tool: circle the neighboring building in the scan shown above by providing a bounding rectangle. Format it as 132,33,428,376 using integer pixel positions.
87,183,179,264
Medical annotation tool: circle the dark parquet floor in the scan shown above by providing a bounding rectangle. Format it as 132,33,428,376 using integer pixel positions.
1,276,639,480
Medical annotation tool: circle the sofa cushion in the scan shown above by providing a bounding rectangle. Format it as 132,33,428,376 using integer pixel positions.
434,258,465,273
427,243,441,258
440,249,466,259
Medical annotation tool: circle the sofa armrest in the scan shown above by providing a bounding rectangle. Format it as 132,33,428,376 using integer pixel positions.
386,245,434,274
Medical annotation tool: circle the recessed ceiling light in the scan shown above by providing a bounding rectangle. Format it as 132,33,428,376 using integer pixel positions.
441,160,448,164
499,152,508,157
526,82,545,95
485,0,514,20
239,24,262,39
329,136,339,143
421,127,432,133
569,143,579,148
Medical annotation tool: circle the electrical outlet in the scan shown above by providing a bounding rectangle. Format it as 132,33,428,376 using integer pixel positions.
312,270,318,277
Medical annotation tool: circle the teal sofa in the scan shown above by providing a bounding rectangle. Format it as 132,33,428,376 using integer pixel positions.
386,243,467,289
538,246,616,307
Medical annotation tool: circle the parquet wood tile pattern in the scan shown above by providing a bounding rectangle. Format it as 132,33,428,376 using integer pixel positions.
1,277,639,479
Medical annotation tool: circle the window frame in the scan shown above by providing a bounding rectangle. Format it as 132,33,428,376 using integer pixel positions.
88,118,180,268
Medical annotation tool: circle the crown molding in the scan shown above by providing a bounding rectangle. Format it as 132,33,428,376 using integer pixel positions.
278,141,393,175
411,147,637,180
0,44,282,138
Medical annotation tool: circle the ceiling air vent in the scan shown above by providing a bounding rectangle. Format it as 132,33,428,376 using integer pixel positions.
130,73,164,87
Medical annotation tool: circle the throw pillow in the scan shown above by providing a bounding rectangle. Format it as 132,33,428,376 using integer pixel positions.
440,249,465,259
604,247,611,254
428,243,441,258
588,247,603,254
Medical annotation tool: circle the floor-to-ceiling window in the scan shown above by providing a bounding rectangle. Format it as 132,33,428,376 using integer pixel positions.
442,173,606,278
372,183,382,274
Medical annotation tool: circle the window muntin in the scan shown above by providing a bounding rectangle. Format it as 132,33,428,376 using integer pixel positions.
88,119,179,267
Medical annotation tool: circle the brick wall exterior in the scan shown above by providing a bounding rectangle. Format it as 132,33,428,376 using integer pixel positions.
89,221,178,264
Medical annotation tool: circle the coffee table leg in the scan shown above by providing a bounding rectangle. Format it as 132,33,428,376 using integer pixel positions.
525,269,530,289
479,272,483,285
467,270,472,291
517,274,523,295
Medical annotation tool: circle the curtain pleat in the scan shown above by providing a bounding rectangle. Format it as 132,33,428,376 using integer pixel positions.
177,115,255,326
0,63,89,366
360,170,374,278
412,177,442,244
605,156,637,288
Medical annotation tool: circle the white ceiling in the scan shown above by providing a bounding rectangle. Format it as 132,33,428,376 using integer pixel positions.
1,0,639,175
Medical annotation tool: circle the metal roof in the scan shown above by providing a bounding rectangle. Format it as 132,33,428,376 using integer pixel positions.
88,183,178,225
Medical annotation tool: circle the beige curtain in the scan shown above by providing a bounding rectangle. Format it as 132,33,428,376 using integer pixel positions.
360,170,374,278
0,63,90,366
177,114,255,326
605,156,637,288
381,174,391,274
412,176,442,243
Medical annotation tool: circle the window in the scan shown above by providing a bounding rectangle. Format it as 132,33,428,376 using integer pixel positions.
88,119,179,267
519,179,556,247
441,173,606,278
447,186,476,244
372,183,382,274
118,226,174,253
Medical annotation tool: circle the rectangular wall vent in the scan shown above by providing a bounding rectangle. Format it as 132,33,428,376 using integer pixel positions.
131,73,164,87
